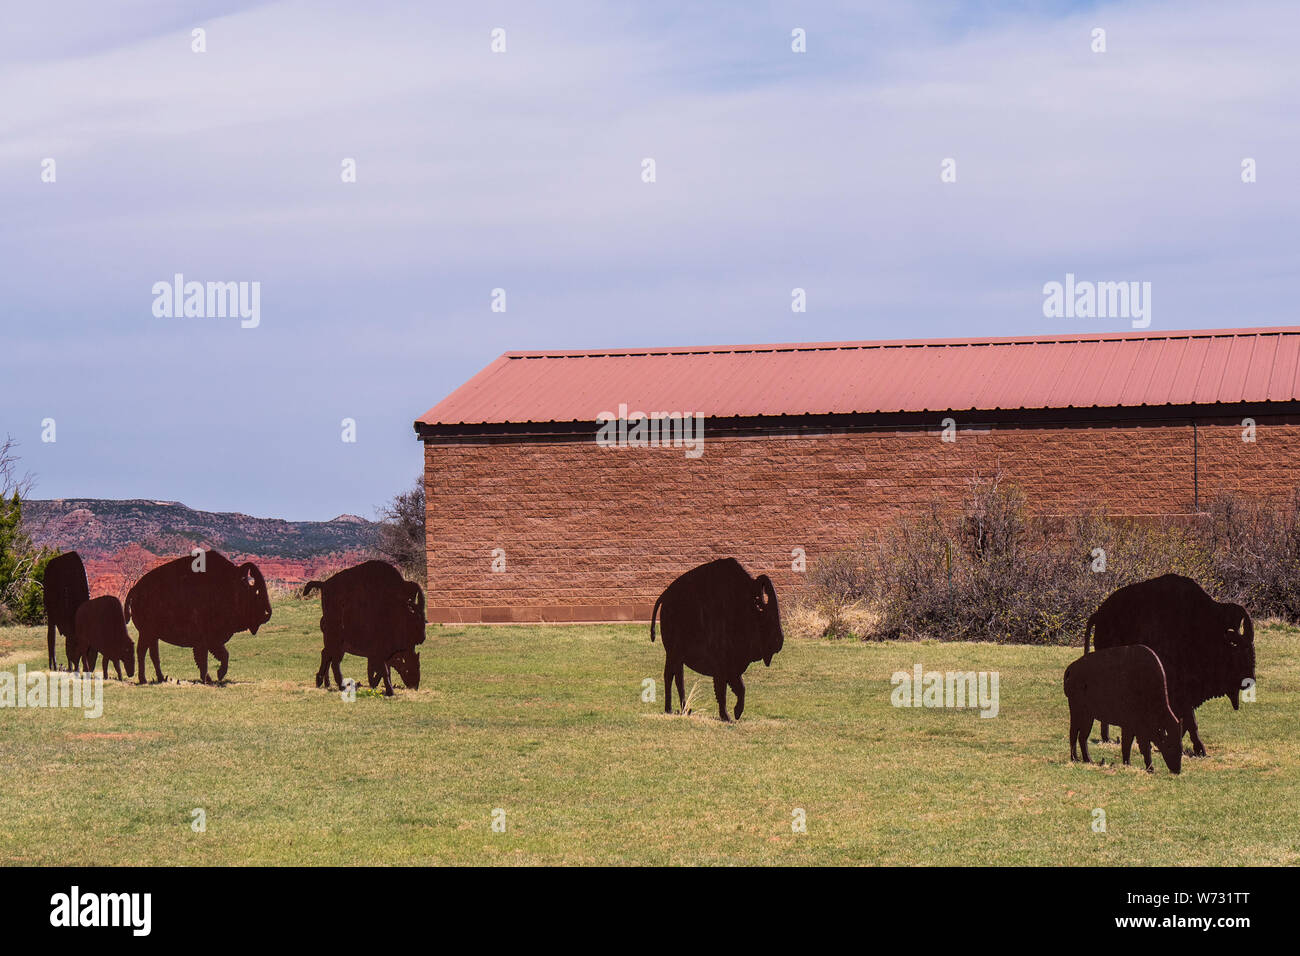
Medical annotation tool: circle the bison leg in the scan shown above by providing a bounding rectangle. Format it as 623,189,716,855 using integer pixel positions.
211,642,230,682
112,658,123,681
377,660,395,697
1100,721,1111,743
713,676,730,722
729,675,746,721
1120,729,1134,766
674,663,685,713
47,621,58,670
136,634,166,684
314,646,343,689
1184,709,1206,757
315,618,329,688
1069,707,1091,762
192,646,212,684
148,641,165,683
662,659,675,714
1137,736,1155,773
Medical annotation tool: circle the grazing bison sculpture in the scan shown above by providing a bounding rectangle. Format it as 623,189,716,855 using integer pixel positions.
302,560,425,696
1085,573,1254,756
71,595,136,681
650,558,784,722
42,551,90,670
124,550,271,684
1065,645,1182,774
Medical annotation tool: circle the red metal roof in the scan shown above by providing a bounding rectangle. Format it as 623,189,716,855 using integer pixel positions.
416,327,1300,426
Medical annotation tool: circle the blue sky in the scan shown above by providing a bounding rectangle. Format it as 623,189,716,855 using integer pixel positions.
1,0,1296,519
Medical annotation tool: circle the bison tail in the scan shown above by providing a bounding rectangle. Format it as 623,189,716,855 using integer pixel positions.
302,581,324,598
647,590,660,642
1084,612,1097,653
123,589,134,625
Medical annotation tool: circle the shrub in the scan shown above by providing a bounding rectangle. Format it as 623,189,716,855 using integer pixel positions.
1206,490,1300,619
375,476,425,586
792,473,1250,644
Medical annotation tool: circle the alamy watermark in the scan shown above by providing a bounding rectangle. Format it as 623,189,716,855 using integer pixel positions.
152,273,260,328
890,663,999,718
49,886,150,936
1042,273,1151,328
596,403,705,458
1,665,103,718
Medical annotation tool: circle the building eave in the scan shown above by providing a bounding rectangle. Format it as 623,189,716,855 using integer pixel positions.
414,400,1300,443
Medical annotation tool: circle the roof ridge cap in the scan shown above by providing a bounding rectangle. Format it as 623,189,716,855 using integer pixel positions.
500,326,1300,359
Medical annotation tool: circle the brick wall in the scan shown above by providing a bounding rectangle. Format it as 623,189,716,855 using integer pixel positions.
423,416,1300,622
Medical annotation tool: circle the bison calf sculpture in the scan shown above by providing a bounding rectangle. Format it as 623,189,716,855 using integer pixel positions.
303,560,425,696
42,551,90,670
71,596,136,680
125,550,271,684
651,558,784,721
1064,645,1182,774
1085,574,1254,756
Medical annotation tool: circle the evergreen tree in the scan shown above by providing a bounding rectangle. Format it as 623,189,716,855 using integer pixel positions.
0,439,55,625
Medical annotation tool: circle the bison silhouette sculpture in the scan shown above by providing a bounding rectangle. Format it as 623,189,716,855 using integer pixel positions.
124,550,272,684
70,595,136,681
1085,574,1254,756
1065,644,1183,774
651,557,784,721
42,550,90,671
303,560,426,696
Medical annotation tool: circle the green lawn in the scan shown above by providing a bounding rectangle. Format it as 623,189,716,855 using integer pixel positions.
1,598,1296,865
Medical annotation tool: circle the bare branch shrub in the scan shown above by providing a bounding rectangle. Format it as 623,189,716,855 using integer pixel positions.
375,476,426,585
792,472,1246,644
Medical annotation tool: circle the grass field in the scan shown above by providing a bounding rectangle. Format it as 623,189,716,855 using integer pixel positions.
1,598,1297,866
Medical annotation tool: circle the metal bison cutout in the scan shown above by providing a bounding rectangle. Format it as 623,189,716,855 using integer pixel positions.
42,551,90,670
1065,645,1182,774
651,558,784,721
125,550,272,684
1085,573,1255,756
303,560,426,696
70,595,136,681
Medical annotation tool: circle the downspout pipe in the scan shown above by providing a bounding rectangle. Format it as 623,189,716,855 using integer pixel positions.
1193,418,1199,512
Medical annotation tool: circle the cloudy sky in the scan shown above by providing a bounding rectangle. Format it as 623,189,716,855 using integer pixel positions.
2,0,1296,519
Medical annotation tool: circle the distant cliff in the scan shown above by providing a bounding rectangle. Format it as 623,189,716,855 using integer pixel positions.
22,499,380,594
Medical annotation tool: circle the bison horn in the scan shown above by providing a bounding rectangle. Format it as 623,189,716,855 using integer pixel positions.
407,581,427,629
239,562,267,591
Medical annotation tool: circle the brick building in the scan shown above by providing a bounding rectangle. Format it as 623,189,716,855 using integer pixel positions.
414,327,1300,623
